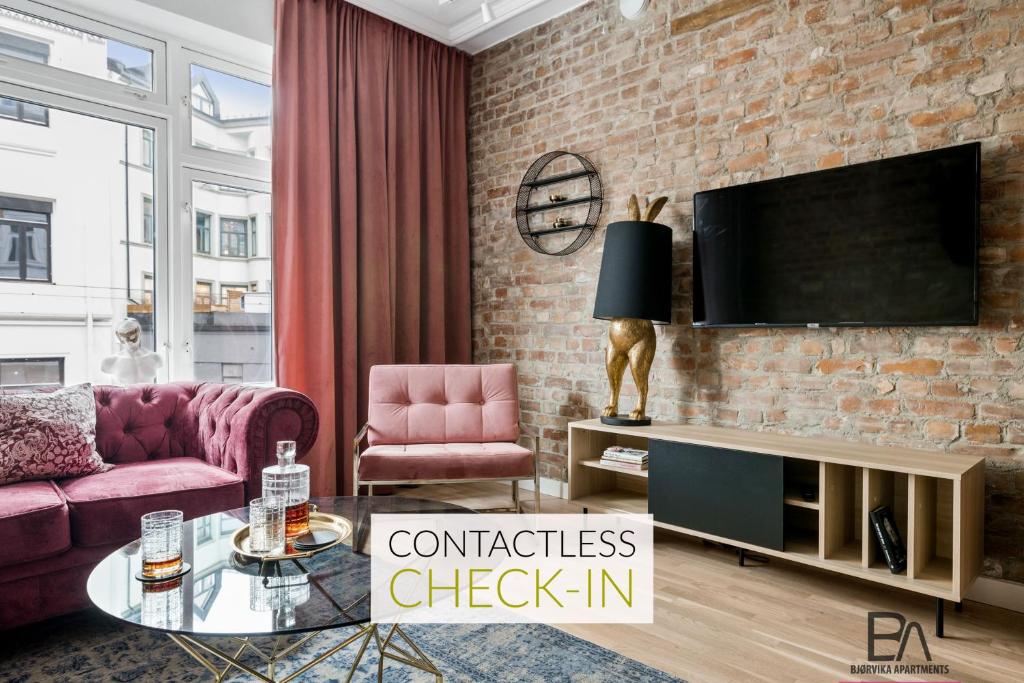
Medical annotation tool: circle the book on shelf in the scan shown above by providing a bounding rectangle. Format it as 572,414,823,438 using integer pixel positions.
601,446,648,463
601,453,648,463
869,505,907,574
598,458,648,471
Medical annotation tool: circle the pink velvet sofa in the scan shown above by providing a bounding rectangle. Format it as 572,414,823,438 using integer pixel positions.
352,364,540,512
0,382,317,630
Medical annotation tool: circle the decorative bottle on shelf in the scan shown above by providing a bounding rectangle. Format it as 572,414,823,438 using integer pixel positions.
262,441,310,541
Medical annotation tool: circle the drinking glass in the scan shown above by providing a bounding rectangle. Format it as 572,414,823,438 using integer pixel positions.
249,496,286,555
141,510,183,579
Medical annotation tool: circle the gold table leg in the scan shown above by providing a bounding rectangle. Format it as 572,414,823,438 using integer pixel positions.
375,624,443,682
166,623,376,682
167,622,442,681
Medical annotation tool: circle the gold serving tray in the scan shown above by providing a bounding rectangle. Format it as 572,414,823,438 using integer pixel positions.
231,512,353,561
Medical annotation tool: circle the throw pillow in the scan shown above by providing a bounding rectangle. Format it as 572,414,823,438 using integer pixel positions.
0,383,112,485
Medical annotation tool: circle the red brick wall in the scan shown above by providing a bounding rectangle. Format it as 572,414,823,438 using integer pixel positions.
469,0,1024,580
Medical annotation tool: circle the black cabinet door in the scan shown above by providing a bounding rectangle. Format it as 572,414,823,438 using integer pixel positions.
649,439,784,550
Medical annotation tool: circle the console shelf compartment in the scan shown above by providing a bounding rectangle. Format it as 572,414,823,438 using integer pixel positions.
863,469,909,573
784,506,819,556
568,426,649,516
579,458,649,478
567,419,985,607
821,463,863,566
908,475,955,589
784,458,820,510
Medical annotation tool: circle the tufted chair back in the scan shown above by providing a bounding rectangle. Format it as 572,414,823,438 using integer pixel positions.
367,364,520,446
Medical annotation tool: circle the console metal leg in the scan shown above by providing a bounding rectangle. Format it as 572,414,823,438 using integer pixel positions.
955,600,964,613
736,546,767,567
936,597,945,638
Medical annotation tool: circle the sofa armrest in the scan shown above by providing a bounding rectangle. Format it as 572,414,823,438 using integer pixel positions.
194,384,318,500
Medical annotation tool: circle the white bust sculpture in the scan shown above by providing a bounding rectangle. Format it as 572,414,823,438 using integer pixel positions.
100,318,163,385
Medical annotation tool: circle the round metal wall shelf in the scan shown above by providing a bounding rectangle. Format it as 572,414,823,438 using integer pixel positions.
515,151,603,256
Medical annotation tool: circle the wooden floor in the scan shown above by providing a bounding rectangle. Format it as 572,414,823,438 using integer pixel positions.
394,482,1024,683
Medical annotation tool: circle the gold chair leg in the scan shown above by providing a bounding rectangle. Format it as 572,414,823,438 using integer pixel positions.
512,480,520,513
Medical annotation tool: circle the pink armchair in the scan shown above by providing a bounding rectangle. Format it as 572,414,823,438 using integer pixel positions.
352,364,540,512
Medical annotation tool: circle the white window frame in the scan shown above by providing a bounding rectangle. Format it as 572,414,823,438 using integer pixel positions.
178,167,273,384
0,0,273,385
177,48,271,180
0,0,167,107
0,79,171,380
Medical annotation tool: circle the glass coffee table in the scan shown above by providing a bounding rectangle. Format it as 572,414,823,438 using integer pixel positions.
88,496,467,682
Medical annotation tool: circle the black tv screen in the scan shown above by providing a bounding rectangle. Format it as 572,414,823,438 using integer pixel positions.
692,143,980,327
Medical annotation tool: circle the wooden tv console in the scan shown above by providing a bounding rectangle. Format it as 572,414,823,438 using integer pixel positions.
567,419,986,636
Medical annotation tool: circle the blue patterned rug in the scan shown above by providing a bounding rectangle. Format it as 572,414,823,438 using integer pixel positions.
0,610,683,682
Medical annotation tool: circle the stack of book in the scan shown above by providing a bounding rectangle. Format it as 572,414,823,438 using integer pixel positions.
600,446,648,471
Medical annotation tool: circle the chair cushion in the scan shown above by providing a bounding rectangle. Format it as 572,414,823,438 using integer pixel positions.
367,364,520,446
358,442,534,482
58,458,244,547
0,480,70,567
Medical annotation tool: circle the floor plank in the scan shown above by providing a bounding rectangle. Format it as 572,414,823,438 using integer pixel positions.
393,482,1024,683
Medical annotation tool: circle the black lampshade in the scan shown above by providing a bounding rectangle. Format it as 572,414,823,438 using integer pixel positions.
593,221,673,324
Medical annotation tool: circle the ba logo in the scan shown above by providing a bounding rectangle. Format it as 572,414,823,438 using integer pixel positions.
867,612,932,662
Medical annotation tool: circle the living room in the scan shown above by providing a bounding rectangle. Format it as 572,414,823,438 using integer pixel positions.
1,0,1023,681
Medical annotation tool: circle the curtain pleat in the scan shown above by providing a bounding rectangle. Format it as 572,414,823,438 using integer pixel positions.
273,0,471,495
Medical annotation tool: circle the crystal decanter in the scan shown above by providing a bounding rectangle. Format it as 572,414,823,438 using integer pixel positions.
262,441,310,540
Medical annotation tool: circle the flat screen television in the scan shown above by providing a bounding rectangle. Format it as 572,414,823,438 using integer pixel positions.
692,142,980,328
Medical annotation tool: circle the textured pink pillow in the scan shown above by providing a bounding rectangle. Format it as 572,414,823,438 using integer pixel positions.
0,383,112,485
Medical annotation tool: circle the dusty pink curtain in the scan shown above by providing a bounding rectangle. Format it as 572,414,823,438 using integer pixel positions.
273,0,471,495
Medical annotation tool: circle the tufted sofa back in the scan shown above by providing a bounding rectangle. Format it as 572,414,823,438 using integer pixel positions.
367,364,520,446
93,383,246,463
92,383,202,462
1,382,317,498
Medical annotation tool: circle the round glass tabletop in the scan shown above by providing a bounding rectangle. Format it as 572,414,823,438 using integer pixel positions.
86,496,469,637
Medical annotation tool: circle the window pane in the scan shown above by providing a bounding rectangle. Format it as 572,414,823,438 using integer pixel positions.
142,129,153,168
0,224,17,279
1,209,48,223
196,212,211,253
0,96,48,126
0,9,153,91
0,357,62,388
192,181,272,384
24,226,48,280
0,29,48,63
220,217,248,257
142,196,154,243
190,65,271,161
21,102,48,125
0,98,156,385
0,98,18,120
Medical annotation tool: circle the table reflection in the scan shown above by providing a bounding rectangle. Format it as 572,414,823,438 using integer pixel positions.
141,578,183,630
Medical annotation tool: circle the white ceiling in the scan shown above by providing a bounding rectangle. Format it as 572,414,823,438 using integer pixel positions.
62,0,590,56
347,0,593,53
135,0,274,45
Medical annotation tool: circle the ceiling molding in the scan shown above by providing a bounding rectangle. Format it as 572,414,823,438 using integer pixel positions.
451,0,591,53
349,0,593,54
343,0,452,45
